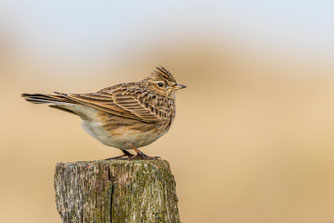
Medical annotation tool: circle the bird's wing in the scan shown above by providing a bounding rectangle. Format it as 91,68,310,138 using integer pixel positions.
55,84,163,123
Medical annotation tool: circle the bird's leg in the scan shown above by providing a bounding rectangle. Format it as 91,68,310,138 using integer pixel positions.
122,150,135,158
105,150,135,160
128,143,160,160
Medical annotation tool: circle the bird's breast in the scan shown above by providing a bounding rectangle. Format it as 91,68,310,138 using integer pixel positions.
81,119,168,150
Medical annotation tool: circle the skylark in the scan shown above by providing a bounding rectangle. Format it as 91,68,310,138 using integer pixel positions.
22,66,186,159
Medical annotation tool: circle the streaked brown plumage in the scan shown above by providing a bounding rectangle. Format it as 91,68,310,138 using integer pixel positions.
22,66,186,159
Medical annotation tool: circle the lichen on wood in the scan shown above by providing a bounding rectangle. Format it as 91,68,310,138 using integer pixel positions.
54,160,181,223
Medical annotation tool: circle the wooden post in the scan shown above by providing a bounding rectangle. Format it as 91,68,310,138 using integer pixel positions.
54,160,181,223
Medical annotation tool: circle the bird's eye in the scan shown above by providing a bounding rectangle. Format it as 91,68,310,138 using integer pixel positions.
157,82,164,87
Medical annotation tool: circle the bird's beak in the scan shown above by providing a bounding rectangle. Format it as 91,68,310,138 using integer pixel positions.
174,84,186,90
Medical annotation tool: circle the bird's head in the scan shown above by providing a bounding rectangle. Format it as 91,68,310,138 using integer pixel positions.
142,66,186,99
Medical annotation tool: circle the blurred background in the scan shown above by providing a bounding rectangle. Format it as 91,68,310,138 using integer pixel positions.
1,1,334,222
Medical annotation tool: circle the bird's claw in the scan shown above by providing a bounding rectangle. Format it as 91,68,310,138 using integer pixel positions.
130,152,160,160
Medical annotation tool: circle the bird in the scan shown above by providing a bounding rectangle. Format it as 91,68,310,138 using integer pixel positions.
22,66,186,159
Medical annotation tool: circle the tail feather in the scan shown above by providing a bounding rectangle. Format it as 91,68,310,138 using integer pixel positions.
49,105,77,115
23,92,100,120
21,93,73,104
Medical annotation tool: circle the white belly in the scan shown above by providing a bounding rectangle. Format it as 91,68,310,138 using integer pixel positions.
81,121,163,150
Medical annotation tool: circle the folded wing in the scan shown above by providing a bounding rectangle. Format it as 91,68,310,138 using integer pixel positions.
56,84,163,123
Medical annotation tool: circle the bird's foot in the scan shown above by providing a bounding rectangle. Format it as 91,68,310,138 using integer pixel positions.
130,151,160,160
127,143,160,160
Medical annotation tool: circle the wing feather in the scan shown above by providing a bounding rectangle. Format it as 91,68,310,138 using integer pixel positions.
54,84,163,123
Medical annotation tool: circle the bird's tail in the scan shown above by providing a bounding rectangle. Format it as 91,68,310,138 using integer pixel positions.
21,92,73,104
22,92,81,116
21,91,68,104
21,92,88,119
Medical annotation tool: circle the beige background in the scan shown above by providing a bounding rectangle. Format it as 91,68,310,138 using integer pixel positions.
1,2,334,223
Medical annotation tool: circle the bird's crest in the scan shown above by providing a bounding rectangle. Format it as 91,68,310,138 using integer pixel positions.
151,66,176,83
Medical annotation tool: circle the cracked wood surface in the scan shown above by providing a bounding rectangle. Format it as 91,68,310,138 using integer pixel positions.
54,160,181,223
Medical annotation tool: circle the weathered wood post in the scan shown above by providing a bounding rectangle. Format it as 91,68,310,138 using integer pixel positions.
54,160,181,223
